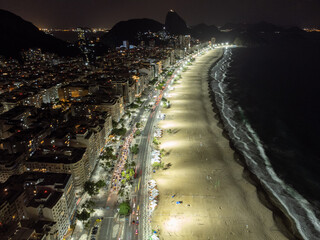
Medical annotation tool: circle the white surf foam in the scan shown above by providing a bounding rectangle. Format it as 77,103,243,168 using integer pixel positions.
210,48,320,240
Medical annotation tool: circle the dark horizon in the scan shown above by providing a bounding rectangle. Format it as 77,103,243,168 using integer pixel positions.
0,0,319,29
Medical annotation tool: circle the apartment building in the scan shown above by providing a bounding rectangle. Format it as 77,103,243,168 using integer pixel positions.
25,148,87,190
26,189,69,240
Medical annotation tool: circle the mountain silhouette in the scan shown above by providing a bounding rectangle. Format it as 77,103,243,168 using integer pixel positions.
0,9,80,58
100,10,222,50
190,23,220,41
165,10,189,35
220,21,284,33
101,18,164,48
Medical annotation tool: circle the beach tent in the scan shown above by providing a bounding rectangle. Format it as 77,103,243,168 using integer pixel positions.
150,233,160,240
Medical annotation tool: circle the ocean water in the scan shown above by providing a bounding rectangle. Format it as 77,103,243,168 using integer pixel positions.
210,45,320,240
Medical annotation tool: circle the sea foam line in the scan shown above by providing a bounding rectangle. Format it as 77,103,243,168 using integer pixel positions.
210,48,320,240
244,120,320,240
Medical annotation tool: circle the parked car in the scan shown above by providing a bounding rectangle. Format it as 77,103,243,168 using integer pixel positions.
92,226,98,235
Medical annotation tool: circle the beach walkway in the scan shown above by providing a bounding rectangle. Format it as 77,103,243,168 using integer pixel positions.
151,48,288,240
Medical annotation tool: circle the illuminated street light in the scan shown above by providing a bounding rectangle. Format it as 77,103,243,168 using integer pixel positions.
161,141,178,148
165,217,180,232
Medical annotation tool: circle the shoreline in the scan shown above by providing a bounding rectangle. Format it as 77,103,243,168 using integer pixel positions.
151,48,291,239
206,50,303,240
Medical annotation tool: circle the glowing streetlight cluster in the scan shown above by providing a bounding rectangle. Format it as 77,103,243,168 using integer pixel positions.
212,42,230,48
165,217,181,232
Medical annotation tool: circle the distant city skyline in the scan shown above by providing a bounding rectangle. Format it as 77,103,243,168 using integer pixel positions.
0,0,319,29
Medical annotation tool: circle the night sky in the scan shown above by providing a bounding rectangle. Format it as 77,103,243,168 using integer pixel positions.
0,0,319,28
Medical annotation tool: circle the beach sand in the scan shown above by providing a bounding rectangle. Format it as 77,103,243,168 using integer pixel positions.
151,48,289,240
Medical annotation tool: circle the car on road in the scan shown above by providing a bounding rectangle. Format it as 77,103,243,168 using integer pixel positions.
92,226,98,235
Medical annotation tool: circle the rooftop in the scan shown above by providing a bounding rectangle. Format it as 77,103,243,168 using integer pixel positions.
0,172,72,204
27,147,86,164
28,190,63,209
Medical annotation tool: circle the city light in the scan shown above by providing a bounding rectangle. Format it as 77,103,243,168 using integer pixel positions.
0,15,218,239
162,122,175,129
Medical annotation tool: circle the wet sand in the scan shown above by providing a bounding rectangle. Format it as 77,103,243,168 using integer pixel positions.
151,48,289,240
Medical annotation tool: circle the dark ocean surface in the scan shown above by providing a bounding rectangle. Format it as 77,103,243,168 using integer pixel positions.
210,45,320,239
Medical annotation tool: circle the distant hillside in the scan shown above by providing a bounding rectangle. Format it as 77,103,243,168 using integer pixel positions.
190,23,220,41
220,22,247,32
220,21,283,33
247,21,284,33
218,21,313,46
100,10,222,50
101,18,164,48
0,9,80,58
99,11,312,50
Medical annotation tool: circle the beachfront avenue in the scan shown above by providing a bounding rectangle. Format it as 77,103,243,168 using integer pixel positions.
69,44,231,240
